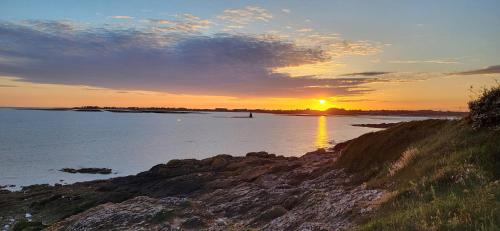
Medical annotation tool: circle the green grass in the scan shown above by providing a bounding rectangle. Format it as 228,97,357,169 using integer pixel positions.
335,119,500,230
335,119,448,182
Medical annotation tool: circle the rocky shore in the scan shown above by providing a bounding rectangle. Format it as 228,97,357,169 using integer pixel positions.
0,148,384,231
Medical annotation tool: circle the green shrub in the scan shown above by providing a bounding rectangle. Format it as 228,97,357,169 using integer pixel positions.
468,85,500,130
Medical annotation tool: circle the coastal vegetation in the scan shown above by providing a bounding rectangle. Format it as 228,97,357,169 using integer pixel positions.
468,84,500,130
336,86,500,230
337,118,500,230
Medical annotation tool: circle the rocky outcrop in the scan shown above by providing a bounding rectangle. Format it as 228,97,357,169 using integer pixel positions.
42,149,384,231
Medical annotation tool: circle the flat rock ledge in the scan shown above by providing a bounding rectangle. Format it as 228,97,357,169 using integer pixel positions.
46,149,384,231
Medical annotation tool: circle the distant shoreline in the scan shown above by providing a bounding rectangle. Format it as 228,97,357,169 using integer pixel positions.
5,106,467,117
351,122,403,128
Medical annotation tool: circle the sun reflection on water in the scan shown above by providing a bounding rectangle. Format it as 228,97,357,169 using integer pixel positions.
315,116,329,149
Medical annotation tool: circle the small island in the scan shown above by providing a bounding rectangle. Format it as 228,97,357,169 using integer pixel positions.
351,122,403,128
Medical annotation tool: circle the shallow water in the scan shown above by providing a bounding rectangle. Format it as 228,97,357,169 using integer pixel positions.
0,109,430,189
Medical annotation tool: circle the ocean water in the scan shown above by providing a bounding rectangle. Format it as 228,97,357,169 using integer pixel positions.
0,109,430,189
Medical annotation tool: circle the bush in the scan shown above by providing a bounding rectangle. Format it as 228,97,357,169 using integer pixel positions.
468,85,500,130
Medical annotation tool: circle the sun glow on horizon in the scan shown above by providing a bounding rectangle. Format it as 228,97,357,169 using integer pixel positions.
0,75,497,111
313,99,330,111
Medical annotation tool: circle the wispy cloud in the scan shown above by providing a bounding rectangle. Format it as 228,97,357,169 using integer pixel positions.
217,6,272,26
109,15,134,19
327,40,384,57
20,19,81,32
148,14,211,33
282,9,291,13
341,71,392,77
221,25,244,31
296,28,313,33
0,55,35,66
332,98,376,103
389,58,461,64
293,34,383,57
450,65,500,75
0,84,18,88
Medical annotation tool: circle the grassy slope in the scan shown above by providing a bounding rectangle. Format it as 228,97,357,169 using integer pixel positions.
336,119,500,230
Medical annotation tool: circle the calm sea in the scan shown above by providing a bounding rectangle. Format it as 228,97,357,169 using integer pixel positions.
0,109,430,189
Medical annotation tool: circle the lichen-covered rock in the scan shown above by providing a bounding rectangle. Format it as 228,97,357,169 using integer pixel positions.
48,196,217,231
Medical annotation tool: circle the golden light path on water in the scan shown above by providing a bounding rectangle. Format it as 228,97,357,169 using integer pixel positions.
315,116,329,149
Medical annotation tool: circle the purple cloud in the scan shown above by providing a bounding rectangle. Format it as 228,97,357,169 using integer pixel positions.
451,65,500,75
0,20,379,97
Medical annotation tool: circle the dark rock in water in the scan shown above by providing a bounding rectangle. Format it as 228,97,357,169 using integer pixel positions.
60,168,112,174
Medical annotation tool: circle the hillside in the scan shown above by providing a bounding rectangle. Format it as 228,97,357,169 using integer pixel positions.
336,119,500,230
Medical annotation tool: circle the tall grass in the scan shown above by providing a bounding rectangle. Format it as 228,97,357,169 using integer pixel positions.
388,147,419,177
335,118,500,230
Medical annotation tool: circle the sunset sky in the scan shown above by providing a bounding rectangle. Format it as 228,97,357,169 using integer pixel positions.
1,0,499,110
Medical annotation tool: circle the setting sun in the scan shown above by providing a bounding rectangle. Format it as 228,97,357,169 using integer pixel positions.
313,99,330,111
